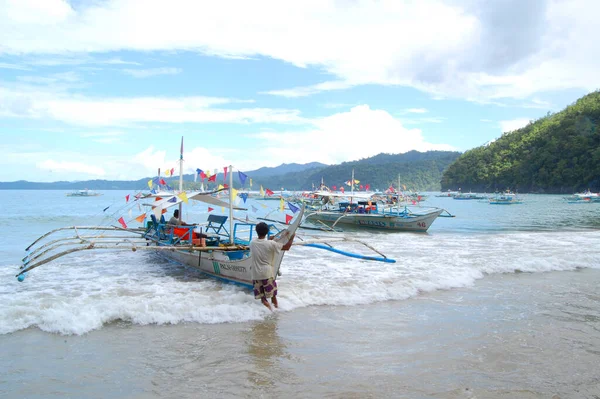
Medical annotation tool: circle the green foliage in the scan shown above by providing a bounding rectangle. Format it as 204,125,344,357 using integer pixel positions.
441,90,600,193
251,151,461,191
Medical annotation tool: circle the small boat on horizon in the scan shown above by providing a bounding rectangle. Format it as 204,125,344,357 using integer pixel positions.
66,189,102,197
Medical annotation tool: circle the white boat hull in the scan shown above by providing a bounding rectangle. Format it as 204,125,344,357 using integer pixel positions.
305,209,443,232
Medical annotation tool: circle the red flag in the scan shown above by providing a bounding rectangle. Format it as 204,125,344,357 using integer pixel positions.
223,183,229,189
332,185,337,190
359,185,363,190
159,178,166,185
340,187,345,193
162,209,168,214
125,194,130,203
265,188,274,196
208,207,214,212
170,168,174,176
208,174,216,182
285,214,293,224
200,171,207,180
366,184,370,190
118,217,127,229
155,196,162,201
223,166,228,182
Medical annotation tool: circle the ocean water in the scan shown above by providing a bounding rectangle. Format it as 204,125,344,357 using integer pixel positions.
1,190,600,398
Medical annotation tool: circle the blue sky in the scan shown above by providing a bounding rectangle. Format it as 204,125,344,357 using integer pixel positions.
0,0,596,182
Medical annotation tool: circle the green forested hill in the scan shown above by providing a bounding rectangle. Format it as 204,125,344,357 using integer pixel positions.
441,91,600,193
251,151,461,191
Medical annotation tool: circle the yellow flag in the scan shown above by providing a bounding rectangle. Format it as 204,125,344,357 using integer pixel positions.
221,207,225,213
231,187,238,199
205,169,211,177
147,179,153,189
178,192,188,204
279,197,284,211
165,169,171,177
218,184,224,190
260,186,265,196
250,178,253,188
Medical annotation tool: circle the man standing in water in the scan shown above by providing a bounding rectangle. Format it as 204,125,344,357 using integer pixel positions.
250,222,294,310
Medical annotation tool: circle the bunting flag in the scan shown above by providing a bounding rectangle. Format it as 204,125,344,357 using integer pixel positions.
168,197,177,203
265,188,274,196
223,184,229,189
238,171,247,186
240,193,248,203
208,207,214,212
125,194,130,203
365,184,370,191
118,217,127,229
165,169,171,177
260,186,265,196
205,169,212,178
251,205,258,212
221,207,225,213
147,179,153,189
345,179,360,186
158,178,165,185
359,185,363,190
285,214,293,224
332,185,337,190
162,208,167,214
223,166,228,182
135,193,142,200
218,184,224,190
340,187,345,193
151,189,157,194
153,205,162,219
208,174,216,182
135,213,146,223
287,202,299,213
279,197,284,211
170,168,175,176
230,187,238,200
178,192,188,204
155,196,163,201
249,178,252,188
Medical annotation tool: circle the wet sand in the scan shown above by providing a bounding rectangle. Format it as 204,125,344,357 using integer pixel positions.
2,268,600,399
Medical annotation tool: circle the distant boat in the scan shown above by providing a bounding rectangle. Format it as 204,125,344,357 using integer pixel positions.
453,191,487,200
489,191,523,205
564,190,600,204
435,190,459,198
66,189,102,197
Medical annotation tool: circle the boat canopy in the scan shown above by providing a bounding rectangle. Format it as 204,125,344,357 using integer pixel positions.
142,191,247,211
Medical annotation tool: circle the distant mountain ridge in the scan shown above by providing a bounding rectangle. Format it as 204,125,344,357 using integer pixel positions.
1,151,461,191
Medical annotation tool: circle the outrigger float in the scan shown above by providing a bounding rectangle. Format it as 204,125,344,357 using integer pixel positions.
17,138,395,286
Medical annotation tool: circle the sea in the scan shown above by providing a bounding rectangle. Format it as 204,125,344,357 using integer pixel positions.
1,190,600,399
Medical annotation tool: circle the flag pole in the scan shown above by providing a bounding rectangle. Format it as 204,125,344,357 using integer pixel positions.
228,164,234,244
178,136,183,222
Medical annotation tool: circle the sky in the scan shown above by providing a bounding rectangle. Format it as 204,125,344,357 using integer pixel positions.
0,0,598,183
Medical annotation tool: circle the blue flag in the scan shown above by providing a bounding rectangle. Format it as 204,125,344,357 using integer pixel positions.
238,171,248,186
240,192,248,203
287,202,299,213
168,197,177,203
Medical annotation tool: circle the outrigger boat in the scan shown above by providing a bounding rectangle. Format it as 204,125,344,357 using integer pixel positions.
18,139,395,286
304,172,452,232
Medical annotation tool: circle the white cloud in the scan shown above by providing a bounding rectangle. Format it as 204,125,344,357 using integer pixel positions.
122,67,182,78
404,108,428,114
240,105,456,169
499,118,531,133
1,0,597,101
0,86,303,126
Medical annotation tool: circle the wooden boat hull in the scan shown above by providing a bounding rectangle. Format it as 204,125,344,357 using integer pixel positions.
157,247,286,289
305,209,443,232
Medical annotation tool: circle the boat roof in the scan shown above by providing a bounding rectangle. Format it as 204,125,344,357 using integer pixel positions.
311,190,373,200
143,190,247,211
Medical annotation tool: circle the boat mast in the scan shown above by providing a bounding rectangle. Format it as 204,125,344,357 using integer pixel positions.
351,168,355,203
228,164,234,244
178,136,184,222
